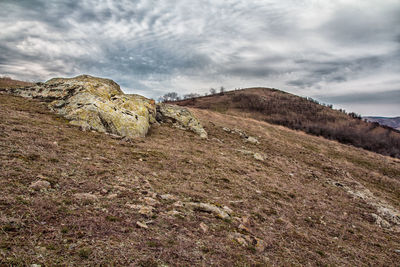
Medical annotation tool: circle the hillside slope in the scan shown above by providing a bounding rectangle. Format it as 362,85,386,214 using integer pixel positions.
173,88,400,158
1,93,400,265
0,77,33,89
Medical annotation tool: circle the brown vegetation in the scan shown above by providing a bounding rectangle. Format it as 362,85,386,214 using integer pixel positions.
1,93,399,266
0,77,33,90
173,88,400,158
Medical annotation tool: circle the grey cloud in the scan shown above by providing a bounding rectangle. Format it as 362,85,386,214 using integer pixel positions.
316,90,400,105
0,0,399,115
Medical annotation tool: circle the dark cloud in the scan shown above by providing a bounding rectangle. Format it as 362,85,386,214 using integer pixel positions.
0,0,399,115
316,90,400,105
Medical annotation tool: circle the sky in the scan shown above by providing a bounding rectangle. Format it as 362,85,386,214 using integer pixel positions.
1,0,399,116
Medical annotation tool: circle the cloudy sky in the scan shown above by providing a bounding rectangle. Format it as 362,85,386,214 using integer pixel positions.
1,0,399,116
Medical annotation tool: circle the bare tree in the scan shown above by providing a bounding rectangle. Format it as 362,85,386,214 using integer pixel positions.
209,88,216,95
159,92,179,102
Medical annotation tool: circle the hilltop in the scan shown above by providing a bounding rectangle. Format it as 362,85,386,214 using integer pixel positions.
0,78,400,266
173,88,400,158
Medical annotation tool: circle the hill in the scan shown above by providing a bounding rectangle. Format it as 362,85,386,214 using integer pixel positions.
1,83,400,265
173,88,400,158
0,77,33,89
364,116,400,131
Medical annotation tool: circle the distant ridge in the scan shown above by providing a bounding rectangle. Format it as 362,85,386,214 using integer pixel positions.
173,87,400,158
364,116,400,131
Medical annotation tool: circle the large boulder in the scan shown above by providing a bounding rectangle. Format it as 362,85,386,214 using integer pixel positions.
8,75,156,138
156,103,208,139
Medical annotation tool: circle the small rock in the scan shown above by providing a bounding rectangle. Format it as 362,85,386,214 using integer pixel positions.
253,153,264,161
160,194,177,201
101,188,108,194
167,210,181,216
143,197,158,206
186,202,230,220
234,236,248,246
29,180,51,191
222,127,231,132
371,213,391,228
199,222,209,233
223,206,233,215
253,237,265,252
107,193,118,199
246,136,259,145
136,221,148,229
173,201,184,207
74,193,98,203
138,205,155,217
31,264,41,267
238,223,250,233
394,249,400,254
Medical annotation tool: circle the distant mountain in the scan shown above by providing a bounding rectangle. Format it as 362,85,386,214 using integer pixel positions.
364,116,400,131
172,87,400,158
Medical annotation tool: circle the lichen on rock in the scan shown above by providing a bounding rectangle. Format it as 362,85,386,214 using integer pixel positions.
156,103,208,138
8,75,157,138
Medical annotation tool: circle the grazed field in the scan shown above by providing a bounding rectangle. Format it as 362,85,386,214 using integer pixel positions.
1,93,399,266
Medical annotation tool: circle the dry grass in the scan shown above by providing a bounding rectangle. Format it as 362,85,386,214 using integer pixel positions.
0,93,399,266
173,88,400,158
0,77,33,89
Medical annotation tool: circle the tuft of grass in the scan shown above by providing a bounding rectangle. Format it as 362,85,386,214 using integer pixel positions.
78,247,92,259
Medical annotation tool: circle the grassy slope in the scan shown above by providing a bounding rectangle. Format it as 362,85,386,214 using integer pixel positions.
0,93,400,266
173,88,400,158
0,77,33,89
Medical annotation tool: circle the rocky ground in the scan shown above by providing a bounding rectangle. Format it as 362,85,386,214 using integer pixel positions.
1,92,400,266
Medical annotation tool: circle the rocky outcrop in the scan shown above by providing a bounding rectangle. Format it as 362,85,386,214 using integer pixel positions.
6,74,207,139
8,75,157,138
156,103,208,139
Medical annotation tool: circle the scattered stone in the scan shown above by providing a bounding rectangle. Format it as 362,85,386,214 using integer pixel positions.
136,221,148,229
233,128,247,138
246,136,259,145
253,153,264,161
139,206,155,217
199,222,209,233
101,188,108,194
253,237,265,252
127,204,155,217
167,210,182,216
143,197,158,206
31,264,41,267
160,194,177,201
29,180,51,191
222,127,231,133
233,234,248,247
238,224,250,233
395,249,400,254
223,206,233,215
107,193,118,199
173,201,184,208
74,193,98,203
186,202,230,220
156,103,208,138
237,149,254,156
371,213,391,228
